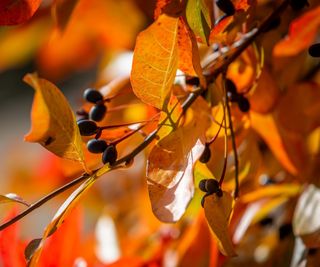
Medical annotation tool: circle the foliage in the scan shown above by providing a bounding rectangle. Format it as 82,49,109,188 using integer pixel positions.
1,0,320,266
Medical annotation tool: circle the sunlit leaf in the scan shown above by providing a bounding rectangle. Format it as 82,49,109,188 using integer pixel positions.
250,112,298,175
203,191,236,256
131,14,179,109
241,184,301,203
185,0,211,45
0,0,41,25
0,193,30,207
177,18,206,87
273,6,320,57
147,98,210,222
51,0,79,31
23,73,87,170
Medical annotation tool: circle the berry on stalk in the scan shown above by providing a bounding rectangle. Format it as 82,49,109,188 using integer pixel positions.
83,88,103,103
199,144,211,163
77,120,99,136
102,145,118,165
89,104,107,122
87,139,108,153
216,0,235,16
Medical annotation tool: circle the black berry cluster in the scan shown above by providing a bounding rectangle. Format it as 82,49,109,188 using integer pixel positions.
199,179,223,207
83,88,107,122
76,119,118,165
226,78,250,113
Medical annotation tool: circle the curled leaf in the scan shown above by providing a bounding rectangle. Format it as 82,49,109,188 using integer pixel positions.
24,73,87,170
0,193,30,207
131,14,179,110
203,191,236,256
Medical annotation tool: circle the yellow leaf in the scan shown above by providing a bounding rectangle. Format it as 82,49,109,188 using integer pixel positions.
131,14,179,109
204,191,237,256
24,73,86,170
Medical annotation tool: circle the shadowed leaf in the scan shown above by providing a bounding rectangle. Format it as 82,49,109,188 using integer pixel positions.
52,0,80,31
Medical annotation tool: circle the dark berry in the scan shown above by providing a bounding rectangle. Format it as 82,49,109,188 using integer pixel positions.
262,17,281,32
89,104,107,122
83,88,103,103
278,223,293,240
237,95,250,112
215,0,235,16
199,144,211,163
199,179,208,192
87,139,108,153
308,248,318,256
290,0,309,11
102,145,118,165
186,76,200,86
308,43,320,58
259,217,274,227
77,120,99,136
205,179,220,194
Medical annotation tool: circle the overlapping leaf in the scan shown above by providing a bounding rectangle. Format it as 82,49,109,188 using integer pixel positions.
273,6,320,57
0,0,41,25
24,73,86,169
177,18,206,87
131,14,179,110
203,191,236,256
147,98,210,222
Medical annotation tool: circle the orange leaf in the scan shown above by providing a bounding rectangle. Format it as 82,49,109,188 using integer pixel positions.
250,112,298,175
147,98,210,222
23,73,86,170
131,14,179,109
177,18,206,87
51,0,79,31
203,191,236,257
273,6,320,57
0,0,41,25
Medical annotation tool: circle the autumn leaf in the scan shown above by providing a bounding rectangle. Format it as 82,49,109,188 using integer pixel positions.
185,0,211,45
147,98,210,222
23,73,86,170
273,6,320,57
27,173,98,265
0,193,30,207
0,0,42,25
250,112,298,176
131,14,179,110
203,191,236,256
177,18,206,87
51,0,79,31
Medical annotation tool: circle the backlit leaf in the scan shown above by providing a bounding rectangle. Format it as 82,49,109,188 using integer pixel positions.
23,73,86,169
185,0,211,45
0,193,30,207
0,0,41,25
273,6,320,57
203,191,236,256
177,18,206,87
147,98,210,222
131,14,179,109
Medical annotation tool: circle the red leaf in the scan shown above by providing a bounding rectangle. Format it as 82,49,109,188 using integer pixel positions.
0,0,42,25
